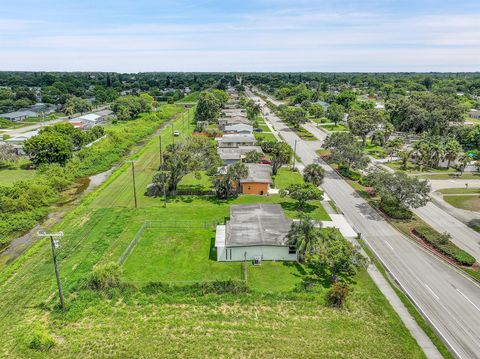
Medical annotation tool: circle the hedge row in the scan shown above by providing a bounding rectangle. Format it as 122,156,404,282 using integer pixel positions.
414,225,476,266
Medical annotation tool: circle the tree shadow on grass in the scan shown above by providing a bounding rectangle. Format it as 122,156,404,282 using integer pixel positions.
279,201,317,215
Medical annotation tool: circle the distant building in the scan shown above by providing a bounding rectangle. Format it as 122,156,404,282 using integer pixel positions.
0,110,38,122
217,134,256,148
4,130,39,149
217,146,263,165
224,124,253,134
218,116,250,131
469,109,479,119
72,110,112,128
215,203,295,262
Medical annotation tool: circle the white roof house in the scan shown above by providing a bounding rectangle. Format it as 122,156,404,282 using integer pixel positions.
216,203,296,262
469,109,479,119
216,134,256,148
217,146,263,164
77,113,101,123
224,124,253,134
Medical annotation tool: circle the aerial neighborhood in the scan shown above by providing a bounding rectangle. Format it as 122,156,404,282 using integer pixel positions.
1,70,480,358
1,1,480,357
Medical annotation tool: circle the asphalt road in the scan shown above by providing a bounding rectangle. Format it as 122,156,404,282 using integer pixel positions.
249,89,480,359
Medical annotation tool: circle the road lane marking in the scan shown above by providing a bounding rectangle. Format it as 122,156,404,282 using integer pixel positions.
457,289,480,312
424,283,440,300
385,242,394,251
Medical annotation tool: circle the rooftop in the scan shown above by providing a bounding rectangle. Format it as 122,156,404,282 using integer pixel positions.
240,163,272,184
0,110,38,118
224,124,253,133
217,133,256,143
217,146,263,161
77,113,101,122
226,203,292,247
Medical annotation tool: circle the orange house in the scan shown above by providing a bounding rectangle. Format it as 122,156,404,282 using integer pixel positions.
239,164,272,196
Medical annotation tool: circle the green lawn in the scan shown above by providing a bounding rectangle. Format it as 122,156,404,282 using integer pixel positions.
437,188,480,194
443,195,480,212
320,123,348,132
177,171,213,191
364,141,385,159
0,168,36,186
123,228,241,284
254,131,277,141
273,167,303,189
387,160,461,174
177,91,200,103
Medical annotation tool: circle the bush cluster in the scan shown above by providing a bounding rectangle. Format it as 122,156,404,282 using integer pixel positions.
380,199,413,220
414,226,476,266
29,329,55,351
337,166,361,181
89,262,123,290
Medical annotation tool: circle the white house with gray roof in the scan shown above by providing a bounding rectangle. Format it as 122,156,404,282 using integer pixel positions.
217,145,263,165
215,203,296,262
224,124,253,134
216,133,256,148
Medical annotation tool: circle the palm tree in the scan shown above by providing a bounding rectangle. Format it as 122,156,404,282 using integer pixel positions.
444,138,462,169
458,153,470,176
287,215,321,262
397,149,411,171
303,163,325,187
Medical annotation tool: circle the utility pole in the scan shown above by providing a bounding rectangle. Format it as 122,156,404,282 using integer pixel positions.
38,231,65,310
187,108,190,130
128,161,138,208
292,139,297,170
159,136,163,168
171,125,175,145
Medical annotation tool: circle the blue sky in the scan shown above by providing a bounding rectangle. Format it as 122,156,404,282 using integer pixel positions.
1,0,479,72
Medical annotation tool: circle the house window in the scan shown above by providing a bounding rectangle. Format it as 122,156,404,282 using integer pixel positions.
288,246,296,254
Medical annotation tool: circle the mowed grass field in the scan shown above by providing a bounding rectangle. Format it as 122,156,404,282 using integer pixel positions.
0,107,427,358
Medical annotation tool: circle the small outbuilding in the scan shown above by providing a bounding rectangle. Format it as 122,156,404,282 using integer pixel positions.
216,203,296,262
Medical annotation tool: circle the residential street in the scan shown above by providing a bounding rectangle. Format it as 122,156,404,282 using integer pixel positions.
248,89,480,359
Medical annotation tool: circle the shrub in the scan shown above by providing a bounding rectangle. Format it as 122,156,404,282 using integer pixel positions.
326,282,350,308
380,200,413,220
192,280,249,295
337,167,361,181
29,329,55,351
414,226,476,266
89,262,123,290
